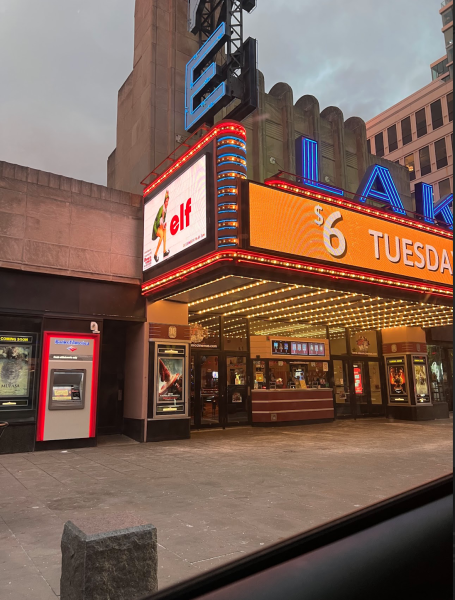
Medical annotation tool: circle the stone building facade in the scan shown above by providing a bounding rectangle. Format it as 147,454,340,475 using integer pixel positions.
0,161,143,284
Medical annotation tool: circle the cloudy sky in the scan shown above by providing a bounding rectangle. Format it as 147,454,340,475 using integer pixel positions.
0,0,444,186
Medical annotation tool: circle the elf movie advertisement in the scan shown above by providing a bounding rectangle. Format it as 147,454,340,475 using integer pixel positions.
143,155,207,271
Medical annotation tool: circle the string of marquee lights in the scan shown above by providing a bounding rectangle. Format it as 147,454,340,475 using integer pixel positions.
230,292,367,320
196,286,322,315
188,280,274,308
265,177,454,239
141,249,453,298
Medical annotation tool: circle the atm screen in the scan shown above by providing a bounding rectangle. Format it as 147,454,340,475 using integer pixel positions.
48,370,86,410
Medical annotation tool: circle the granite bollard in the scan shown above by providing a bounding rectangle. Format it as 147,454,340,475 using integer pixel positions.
60,514,158,600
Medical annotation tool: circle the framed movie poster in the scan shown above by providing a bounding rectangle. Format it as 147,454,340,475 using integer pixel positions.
412,356,430,403
0,333,35,409
386,357,409,403
154,344,188,418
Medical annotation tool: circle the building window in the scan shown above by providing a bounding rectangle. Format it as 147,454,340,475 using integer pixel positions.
419,146,432,176
374,132,384,157
404,154,416,181
431,99,444,130
401,116,412,145
448,46,454,64
444,27,453,49
387,125,398,152
431,58,448,80
447,92,453,123
434,138,448,170
439,178,452,199
367,138,371,154
442,6,453,27
415,108,427,138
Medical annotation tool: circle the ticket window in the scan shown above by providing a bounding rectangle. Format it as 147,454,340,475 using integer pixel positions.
291,364,307,388
269,361,290,389
307,363,329,388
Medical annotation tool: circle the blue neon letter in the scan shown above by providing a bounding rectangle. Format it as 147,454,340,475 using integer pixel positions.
413,182,453,228
185,23,229,132
356,164,406,215
434,194,454,229
295,137,344,196
414,182,435,224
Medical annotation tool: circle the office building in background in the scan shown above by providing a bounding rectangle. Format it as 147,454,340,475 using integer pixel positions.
366,0,453,204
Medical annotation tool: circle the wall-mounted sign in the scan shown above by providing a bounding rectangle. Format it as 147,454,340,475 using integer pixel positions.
143,155,207,272
185,0,258,132
249,183,453,287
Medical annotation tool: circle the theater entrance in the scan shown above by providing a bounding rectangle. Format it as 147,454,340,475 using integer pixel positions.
190,352,250,428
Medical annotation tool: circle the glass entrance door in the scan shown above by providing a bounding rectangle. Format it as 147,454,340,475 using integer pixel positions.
226,356,249,425
368,360,384,415
351,360,385,417
334,359,352,417
333,359,385,418
353,361,369,415
200,355,221,427
191,353,250,428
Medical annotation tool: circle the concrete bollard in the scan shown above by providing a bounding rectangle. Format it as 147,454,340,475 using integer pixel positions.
60,515,158,600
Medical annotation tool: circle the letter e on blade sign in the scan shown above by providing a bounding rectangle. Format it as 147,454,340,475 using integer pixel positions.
185,23,229,132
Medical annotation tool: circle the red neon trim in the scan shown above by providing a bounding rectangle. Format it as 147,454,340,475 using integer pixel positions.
89,334,100,438
142,122,246,198
141,249,453,299
36,332,51,442
36,332,101,442
265,179,453,239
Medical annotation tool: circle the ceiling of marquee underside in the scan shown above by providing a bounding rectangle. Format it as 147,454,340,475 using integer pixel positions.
168,276,453,334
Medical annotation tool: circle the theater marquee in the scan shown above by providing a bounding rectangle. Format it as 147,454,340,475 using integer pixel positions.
248,183,453,287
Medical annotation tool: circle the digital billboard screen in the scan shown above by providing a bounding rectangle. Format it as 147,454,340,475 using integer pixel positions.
143,155,207,271
249,183,453,287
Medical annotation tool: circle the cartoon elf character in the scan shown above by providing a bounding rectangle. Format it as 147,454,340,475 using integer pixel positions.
152,191,171,262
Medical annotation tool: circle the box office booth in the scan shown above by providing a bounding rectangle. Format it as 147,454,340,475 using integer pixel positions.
141,122,453,440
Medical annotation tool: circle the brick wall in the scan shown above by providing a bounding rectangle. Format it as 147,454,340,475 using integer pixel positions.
0,161,143,284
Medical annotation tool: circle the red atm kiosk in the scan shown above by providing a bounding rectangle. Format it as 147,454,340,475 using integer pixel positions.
36,332,100,443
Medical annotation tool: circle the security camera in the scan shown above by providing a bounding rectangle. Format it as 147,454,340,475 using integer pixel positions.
90,322,100,334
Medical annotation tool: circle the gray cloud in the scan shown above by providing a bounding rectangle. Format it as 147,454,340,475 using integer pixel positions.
0,0,445,185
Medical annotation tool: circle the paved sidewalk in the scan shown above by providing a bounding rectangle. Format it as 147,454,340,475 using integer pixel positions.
0,417,452,598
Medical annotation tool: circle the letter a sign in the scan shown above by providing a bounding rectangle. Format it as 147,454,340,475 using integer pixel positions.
356,165,407,215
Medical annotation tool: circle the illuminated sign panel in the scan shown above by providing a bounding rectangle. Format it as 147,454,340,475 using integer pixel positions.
185,1,258,132
143,155,207,271
249,183,453,287
185,23,229,132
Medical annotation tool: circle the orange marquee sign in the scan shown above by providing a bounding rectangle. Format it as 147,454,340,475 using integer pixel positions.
248,184,453,288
